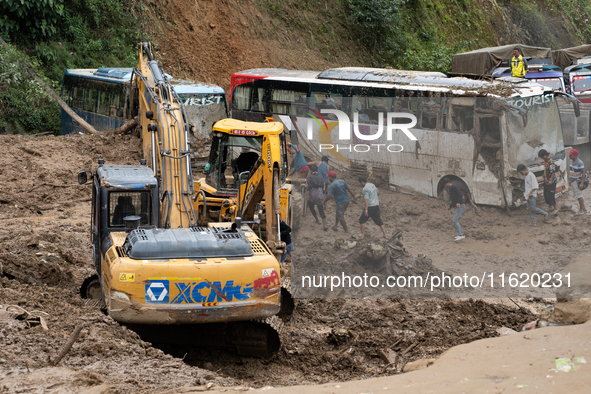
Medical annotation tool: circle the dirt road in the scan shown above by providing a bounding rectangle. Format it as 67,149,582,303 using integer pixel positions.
0,133,589,393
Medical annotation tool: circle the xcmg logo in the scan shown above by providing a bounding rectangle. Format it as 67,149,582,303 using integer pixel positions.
300,108,418,153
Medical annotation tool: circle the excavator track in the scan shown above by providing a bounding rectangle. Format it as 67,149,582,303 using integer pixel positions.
78,273,294,358
128,281,293,357
80,274,106,309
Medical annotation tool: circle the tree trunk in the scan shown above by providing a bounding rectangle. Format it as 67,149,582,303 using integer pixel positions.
114,117,139,135
0,37,99,135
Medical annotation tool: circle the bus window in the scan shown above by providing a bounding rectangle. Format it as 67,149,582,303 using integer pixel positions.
252,87,266,112
86,89,98,113
98,91,111,116
447,98,474,132
393,97,418,115
312,92,343,121
72,87,85,109
110,93,122,117
481,116,501,143
353,96,371,123
270,89,306,115
352,97,392,124
419,99,440,130
368,97,391,111
313,92,342,110
233,85,251,110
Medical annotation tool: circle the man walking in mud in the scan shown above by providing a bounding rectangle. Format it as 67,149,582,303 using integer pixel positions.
357,176,387,238
307,155,330,186
568,149,588,215
323,171,357,233
443,178,465,241
538,149,558,215
518,164,550,226
306,165,328,231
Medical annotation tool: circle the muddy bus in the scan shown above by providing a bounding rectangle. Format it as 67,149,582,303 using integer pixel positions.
60,68,227,141
228,67,579,208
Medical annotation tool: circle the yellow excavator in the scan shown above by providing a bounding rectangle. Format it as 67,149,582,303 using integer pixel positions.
78,43,292,355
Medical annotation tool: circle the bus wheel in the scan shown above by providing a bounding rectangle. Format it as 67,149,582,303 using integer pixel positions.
438,177,471,204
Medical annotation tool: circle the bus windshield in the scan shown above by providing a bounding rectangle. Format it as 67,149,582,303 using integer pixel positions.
532,78,562,91
505,94,563,167
572,75,591,92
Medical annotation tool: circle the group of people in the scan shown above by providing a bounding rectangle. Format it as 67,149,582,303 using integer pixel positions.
278,153,388,264
444,148,587,242
279,145,588,262
518,148,587,226
303,155,387,238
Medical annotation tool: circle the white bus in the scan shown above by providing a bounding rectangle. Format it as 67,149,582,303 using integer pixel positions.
229,67,579,207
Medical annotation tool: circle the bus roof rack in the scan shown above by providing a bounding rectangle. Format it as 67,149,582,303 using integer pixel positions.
317,67,505,89
316,67,446,82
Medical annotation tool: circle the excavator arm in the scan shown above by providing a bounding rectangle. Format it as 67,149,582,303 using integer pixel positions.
133,42,197,228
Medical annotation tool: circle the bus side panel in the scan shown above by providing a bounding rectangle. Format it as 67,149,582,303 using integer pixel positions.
61,108,125,135
389,128,437,196
433,131,476,196
471,165,504,206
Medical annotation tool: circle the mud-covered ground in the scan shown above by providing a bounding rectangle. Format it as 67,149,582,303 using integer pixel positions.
292,169,591,299
0,133,586,393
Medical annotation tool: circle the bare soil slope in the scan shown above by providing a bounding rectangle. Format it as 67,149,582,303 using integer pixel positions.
143,0,364,91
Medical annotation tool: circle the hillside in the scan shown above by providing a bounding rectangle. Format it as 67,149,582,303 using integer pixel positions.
145,0,591,91
3,0,591,133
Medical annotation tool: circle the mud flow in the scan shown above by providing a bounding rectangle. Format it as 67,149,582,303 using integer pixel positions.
2,133,589,392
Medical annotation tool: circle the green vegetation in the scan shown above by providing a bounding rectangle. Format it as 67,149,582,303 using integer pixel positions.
0,44,60,134
0,0,144,134
342,0,485,72
4,0,591,134
257,0,591,72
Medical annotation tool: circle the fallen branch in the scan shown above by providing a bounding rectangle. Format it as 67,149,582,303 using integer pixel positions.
49,323,86,366
401,341,418,356
0,37,99,135
507,297,528,314
391,337,404,349
113,117,139,135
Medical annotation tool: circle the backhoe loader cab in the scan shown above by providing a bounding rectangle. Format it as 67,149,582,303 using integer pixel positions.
205,119,289,193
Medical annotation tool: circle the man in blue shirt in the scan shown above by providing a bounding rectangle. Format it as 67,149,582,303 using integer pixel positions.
307,155,330,185
289,144,309,178
358,176,387,238
323,171,357,233
569,149,587,215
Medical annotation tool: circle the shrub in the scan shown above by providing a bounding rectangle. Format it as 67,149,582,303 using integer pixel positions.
0,43,60,134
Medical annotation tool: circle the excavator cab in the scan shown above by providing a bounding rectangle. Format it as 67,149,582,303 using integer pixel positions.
78,160,159,293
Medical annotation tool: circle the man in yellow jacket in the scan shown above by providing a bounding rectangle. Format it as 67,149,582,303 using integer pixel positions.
511,47,528,78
